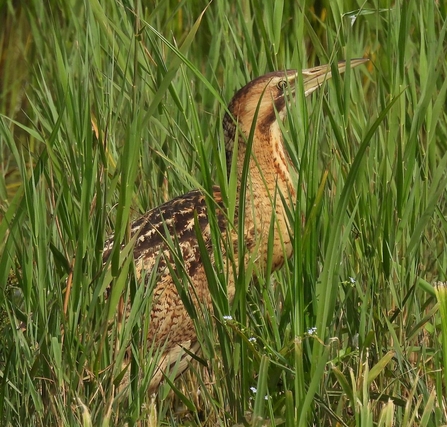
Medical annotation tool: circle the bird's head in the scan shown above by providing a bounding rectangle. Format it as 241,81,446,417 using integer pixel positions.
223,59,368,158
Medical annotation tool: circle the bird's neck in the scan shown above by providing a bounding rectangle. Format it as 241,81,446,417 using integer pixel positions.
237,121,295,205
235,121,296,271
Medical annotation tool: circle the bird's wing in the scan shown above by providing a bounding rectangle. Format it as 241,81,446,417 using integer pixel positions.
103,186,227,280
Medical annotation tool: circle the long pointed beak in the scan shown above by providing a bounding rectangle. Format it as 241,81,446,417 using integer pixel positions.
302,58,368,96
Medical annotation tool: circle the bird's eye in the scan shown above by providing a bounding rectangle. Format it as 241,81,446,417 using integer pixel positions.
277,80,288,91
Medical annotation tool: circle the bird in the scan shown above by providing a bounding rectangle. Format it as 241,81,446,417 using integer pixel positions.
103,59,367,393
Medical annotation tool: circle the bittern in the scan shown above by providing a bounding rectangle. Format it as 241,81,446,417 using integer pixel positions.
103,59,367,392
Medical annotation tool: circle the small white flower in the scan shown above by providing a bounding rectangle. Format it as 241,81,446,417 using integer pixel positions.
250,387,257,393
349,277,356,284
223,315,233,321
307,327,317,335
264,395,269,400
248,337,256,343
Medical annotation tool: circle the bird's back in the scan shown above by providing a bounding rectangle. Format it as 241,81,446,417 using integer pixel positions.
103,186,227,350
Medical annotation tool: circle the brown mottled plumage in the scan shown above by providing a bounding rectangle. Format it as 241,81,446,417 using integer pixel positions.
104,59,367,392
